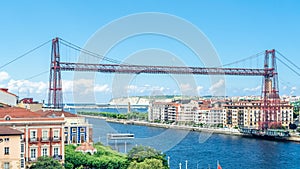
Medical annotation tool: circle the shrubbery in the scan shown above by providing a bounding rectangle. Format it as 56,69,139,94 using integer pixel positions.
78,111,148,120
65,143,168,169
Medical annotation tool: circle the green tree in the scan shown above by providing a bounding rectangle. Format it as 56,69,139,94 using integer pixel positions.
128,158,165,169
30,156,63,169
127,145,168,168
128,146,161,162
64,162,74,169
65,144,129,169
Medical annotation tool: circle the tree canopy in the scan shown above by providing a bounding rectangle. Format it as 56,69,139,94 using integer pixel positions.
30,156,63,169
64,143,168,169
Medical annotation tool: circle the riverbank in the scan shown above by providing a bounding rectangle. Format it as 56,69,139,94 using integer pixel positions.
80,114,300,142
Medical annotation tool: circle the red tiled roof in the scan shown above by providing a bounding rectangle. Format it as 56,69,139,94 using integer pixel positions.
0,126,23,135
0,107,42,118
75,142,97,152
0,88,17,97
36,110,78,117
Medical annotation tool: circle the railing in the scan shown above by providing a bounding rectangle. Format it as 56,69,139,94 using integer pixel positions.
25,137,62,143
51,137,61,142
29,138,39,143
41,137,51,142
53,155,62,160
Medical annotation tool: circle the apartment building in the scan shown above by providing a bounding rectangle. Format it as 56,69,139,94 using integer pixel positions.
0,107,65,167
223,100,293,129
148,100,198,124
148,102,172,122
0,127,24,169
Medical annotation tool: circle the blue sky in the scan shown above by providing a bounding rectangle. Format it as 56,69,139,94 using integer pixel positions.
0,0,300,103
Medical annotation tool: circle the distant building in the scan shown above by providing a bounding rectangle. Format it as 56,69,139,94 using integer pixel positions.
0,88,17,107
176,101,197,123
17,98,43,112
223,100,293,129
0,126,24,169
148,102,176,122
148,100,198,124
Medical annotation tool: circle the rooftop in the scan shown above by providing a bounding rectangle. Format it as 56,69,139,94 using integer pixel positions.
0,126,23,136
36,110,78,118
0,88,17,97
0,107,42,118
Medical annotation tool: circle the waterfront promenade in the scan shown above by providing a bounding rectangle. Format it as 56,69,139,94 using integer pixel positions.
80,114,300,142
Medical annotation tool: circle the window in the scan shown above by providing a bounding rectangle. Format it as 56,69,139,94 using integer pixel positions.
80,128,85,132
64,127,68,132
42,148,48,156
72,134,77,143
42,130,48,140
21,144,24,153
21,159,25,168
72,128,77,132
80,133,85,143
4,138,9,142
30,130,37,141
4,162,9,169
64,134,68,144
4,147,9,155
53,147,59,156
5,116,11,121
30,148,36,159
53,130,59,139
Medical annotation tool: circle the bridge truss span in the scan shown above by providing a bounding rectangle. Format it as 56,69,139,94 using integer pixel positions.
48,37,280,130
59,62,272,76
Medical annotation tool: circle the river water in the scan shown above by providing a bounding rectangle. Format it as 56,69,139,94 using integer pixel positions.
68,107,300,169
87,117,300,169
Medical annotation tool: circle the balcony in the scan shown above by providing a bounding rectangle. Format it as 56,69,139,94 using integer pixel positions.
51,137,61,142
53,155,62,161
29,138,39,143
41,137,50,142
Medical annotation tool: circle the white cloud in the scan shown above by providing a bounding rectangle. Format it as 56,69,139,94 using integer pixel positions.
282,86,287,90
243,85,261,92
94,84,110,92
126,84,167,94
0,71,10,82
196,86,203,92
180,83,192,92
62,80,74,92
71,79,111,94
209,79,225,95
290,86,297,95
7,79,48,95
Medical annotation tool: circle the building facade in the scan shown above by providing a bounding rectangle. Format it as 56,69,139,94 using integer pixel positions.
223,100,294,129
17,98,43,112
0,88,17,107
0,127,24,169
37,110,93,145
0,108,65,167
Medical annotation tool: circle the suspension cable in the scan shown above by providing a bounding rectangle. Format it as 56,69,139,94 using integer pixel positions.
24,70,49,81
276,51,300,71
277,57,300,77
0,40,51,70
59,38,125,64
221,51,264,67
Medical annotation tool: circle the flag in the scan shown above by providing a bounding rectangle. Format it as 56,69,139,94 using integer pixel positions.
217,161,222,169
